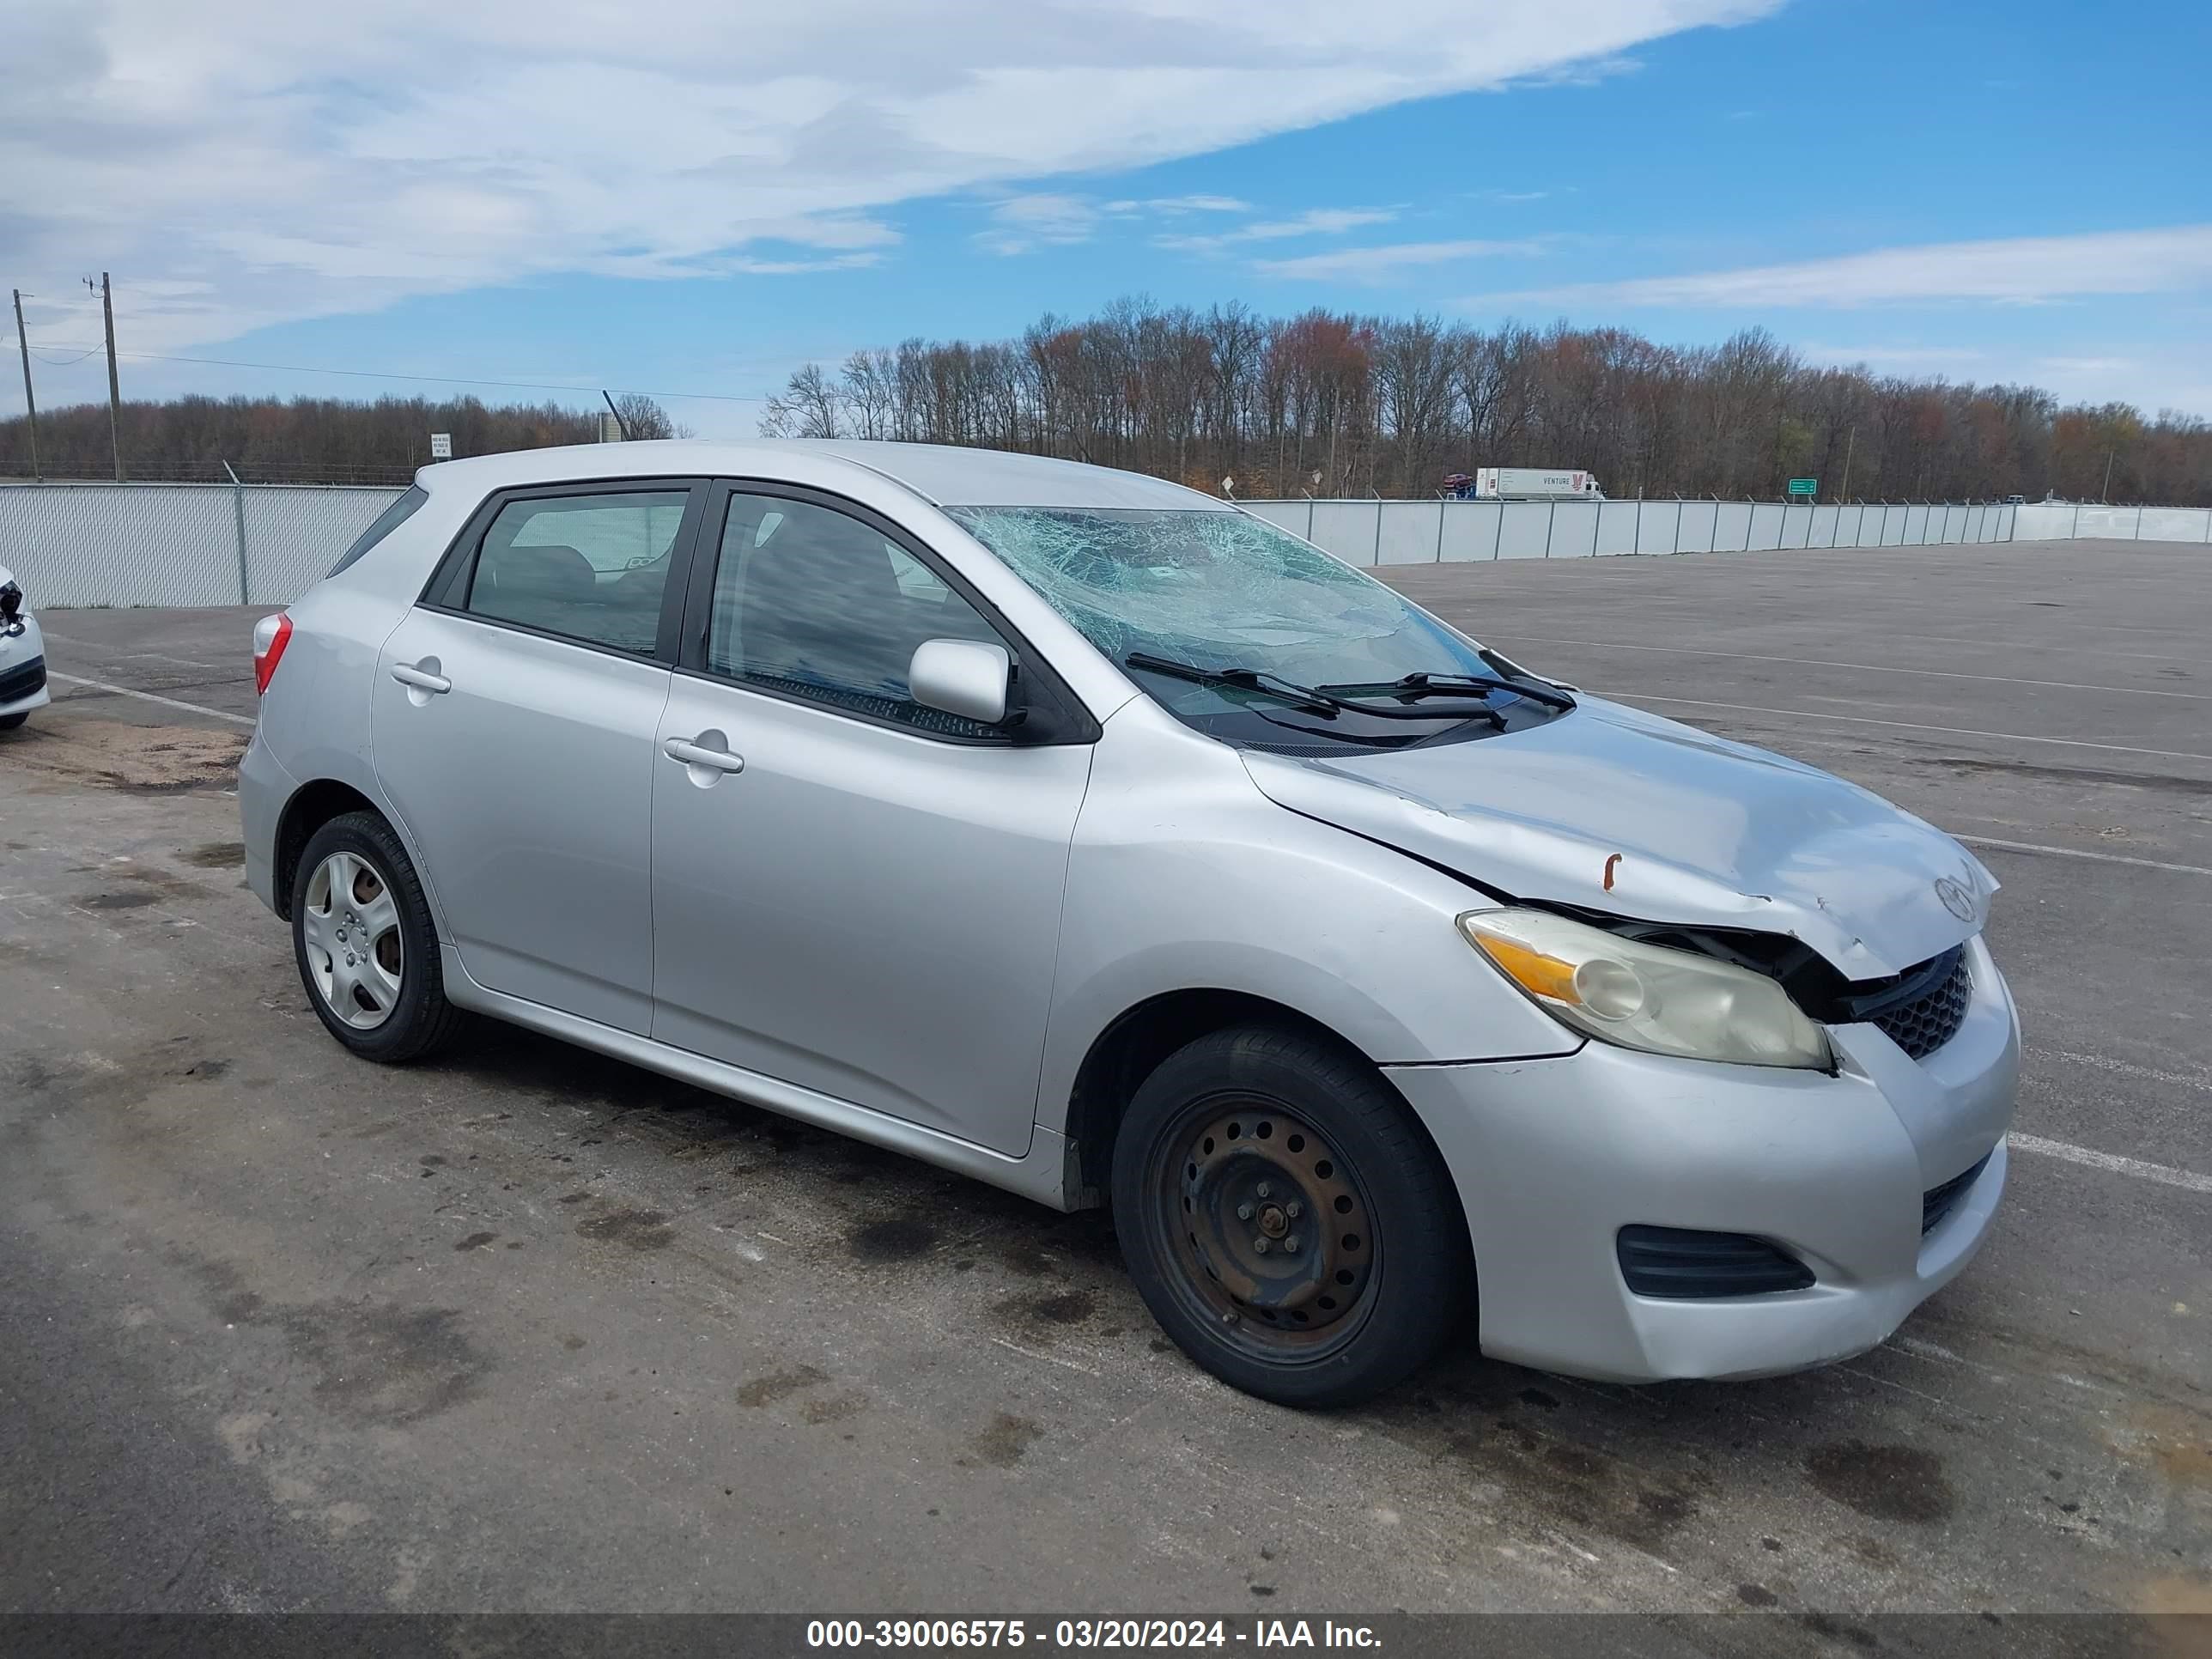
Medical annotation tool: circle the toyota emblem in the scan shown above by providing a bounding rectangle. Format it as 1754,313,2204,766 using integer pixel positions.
1934,876,1978,923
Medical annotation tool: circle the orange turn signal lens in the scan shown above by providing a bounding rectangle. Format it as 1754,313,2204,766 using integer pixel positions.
1468,932,1582,1005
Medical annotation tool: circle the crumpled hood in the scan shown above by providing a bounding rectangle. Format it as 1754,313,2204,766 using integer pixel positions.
1241,694,1996,980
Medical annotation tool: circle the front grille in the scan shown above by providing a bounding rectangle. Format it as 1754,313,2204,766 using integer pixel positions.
1869,946,1971,1060
1921,1152,1991,1235
1617,1226,1814,1298
0,654,46,704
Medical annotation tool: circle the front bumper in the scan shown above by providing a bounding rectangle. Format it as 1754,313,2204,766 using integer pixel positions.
0,613,52,719
1387,933,2021,1382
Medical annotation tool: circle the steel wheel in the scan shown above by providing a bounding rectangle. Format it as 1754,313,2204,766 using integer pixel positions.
300,848,404,1030
1154,1096,1382,1364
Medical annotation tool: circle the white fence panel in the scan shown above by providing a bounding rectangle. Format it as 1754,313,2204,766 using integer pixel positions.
242,486,403,605
2140,507,2207,543
2,483,240,607
1375,502,1442,565
1309,501,1382,567
1550,501,1601,557
1594,500,1639,556
1809,504,1840,547
1710,502,1751,551
1746,503,1784,550
1673,501,1717,553
1243,500,1311,539
1439,501,1498,561
1496,502,1553,559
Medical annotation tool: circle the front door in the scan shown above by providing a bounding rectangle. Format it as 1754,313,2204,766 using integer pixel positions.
372,482,702,1032
648,485,1093,1155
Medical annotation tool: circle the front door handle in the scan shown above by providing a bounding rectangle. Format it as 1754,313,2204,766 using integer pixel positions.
391,662,452,694
663,733,744,775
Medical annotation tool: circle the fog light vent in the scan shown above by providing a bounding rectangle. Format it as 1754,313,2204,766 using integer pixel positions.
1617,1225,1814,1298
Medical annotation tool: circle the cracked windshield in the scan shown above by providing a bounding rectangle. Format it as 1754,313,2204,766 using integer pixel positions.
946,506,1561,747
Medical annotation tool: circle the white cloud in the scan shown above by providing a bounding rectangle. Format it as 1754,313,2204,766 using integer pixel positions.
1105,194,1252,215
1158,206,1401,254
975,193,1104,254
1256,239,1547,283
1465,225,2212,310
0,0,1783,349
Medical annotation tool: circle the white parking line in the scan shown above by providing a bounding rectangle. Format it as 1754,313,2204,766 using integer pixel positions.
41,633,219,672
1483,633,2212,701
47,671,257,728
1624,693,2212,763
2009,1133,2212,1195
1959,836,2212,877
2031,1046,2212,1095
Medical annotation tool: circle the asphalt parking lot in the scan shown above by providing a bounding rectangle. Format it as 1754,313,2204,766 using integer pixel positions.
2,538,2206,1634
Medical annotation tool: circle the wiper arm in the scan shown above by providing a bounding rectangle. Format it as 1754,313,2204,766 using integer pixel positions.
1316,671,1577,712
1123,652,1340,719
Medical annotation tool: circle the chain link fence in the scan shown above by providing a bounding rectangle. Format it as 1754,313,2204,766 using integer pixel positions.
0,481,404,606
1238,497,2021,567
6,481,2209,611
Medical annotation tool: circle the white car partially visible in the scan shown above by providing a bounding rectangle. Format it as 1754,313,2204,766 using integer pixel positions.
0,563,51,731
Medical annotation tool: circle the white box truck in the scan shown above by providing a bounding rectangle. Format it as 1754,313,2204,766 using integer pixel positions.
1472,467,1605,501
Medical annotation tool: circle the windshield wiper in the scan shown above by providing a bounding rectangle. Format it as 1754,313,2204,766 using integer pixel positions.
1316,671,1577,712
1126,653,1519,726
1123,652,1341,719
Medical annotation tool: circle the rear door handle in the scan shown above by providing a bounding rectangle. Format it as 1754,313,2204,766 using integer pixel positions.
391,663,451,694
663,735,744,774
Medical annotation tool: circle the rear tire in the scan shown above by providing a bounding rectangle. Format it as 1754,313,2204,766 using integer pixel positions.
292,811,464,1063
1111,1024,1470,1407
0,711,27,732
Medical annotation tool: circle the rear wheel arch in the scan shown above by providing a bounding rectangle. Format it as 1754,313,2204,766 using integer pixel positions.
272,779,380,917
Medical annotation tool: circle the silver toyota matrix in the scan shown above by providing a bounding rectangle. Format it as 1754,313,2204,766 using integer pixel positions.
240,441,2020,1406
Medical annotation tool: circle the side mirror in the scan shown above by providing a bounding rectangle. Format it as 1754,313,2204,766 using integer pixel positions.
908,638,1013,726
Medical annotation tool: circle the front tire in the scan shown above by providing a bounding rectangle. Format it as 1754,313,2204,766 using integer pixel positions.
1111,1024,1471,1407
292,811,463,1062
0,711,27,732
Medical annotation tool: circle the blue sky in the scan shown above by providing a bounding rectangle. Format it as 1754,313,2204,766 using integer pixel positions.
6,0,2209,437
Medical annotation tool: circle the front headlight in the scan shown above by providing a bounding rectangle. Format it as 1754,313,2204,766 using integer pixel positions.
1459,908,1833,1071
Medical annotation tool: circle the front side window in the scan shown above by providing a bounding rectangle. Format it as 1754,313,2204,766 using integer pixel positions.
461,490,688,654
945,506,1565,751
708,493,1007,738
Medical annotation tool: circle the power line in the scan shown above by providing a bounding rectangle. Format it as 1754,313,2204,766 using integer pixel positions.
2,337,775,405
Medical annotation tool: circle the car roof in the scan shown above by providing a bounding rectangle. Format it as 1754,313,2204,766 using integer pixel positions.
413,439,1229,512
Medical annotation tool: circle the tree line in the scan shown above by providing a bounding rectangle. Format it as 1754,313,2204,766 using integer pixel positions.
761,301,2212,505
0,392,684,484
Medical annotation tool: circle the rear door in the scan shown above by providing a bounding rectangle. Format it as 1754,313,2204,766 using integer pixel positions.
647,483,1095,1154
373,480,705,1032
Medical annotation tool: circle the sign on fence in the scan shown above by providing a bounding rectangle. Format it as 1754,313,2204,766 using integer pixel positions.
1786,477,1817,498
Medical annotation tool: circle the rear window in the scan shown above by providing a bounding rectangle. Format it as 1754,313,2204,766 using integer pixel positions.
328,486,428,578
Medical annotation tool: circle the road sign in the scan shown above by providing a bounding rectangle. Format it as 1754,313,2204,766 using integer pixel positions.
1787,477,1817,497
429,432,453,460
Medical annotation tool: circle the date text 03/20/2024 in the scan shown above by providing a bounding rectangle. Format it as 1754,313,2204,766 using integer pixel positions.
805,1620,1382,1650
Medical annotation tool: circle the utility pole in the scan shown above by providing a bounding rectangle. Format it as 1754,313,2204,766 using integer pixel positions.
11,289,38,481
2100,447,2115,505
1838,423,1855,503
88,272,123,480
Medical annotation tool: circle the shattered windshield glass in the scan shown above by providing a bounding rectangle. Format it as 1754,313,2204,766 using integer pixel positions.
945,506,1500,689
943,505,1571,755
946,505,1564,751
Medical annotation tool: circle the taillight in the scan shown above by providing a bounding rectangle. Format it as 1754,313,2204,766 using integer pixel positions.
252,611,293,695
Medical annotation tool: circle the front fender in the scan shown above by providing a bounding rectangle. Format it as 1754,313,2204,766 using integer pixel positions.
1036,706,1579,1138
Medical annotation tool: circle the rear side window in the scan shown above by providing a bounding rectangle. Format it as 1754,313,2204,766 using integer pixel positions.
459,490,690,655
328,485,428,577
